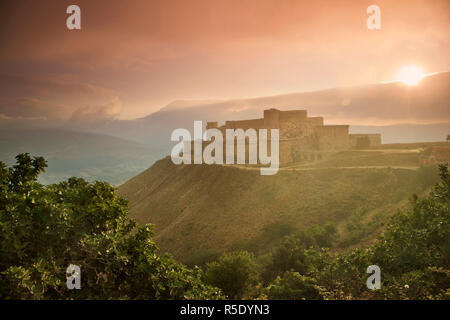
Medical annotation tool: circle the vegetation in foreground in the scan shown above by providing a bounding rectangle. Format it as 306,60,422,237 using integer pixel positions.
0,154,222,299
0,154,448,299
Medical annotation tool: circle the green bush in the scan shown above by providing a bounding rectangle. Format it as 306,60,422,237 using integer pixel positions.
261,165,449,300
0,154,223,300
327,164,450,299
261,223,337,284
205,251,257,299
265,271,321,300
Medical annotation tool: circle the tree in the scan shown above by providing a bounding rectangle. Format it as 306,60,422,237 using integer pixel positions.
265,271,321,300
0,154,223,299
205,251,257,299
261,235,310,285
261,223,337,284
370,164,450,299
319,164,450,299
265,165,450,300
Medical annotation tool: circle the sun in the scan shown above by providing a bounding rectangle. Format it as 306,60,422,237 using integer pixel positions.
395,65,425,85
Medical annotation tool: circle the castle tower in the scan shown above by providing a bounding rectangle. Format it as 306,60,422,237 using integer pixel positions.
206,122,218,130
264,108,280,128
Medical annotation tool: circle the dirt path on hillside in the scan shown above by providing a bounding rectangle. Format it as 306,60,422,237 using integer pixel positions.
218,164,419,171
357,148,422,154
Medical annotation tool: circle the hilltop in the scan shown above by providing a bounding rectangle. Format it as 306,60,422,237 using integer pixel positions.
118,145,442,264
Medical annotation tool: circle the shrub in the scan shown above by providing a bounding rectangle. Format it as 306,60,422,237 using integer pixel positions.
0,154,223,299
265,271,321,300
205,251,257,299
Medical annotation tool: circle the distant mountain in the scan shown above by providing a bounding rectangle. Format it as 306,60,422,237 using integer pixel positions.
1,72,448,184
70,71,450,148
0,129,163,185
350,123,450,144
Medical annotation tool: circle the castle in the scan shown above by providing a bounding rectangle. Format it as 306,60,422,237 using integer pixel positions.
206,108,381,164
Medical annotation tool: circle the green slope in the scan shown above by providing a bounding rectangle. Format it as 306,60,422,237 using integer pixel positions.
118,153,439,263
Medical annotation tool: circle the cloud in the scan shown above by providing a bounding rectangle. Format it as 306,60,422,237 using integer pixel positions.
69,97,122,122
0,0,448,119
0,74,114,101
0,97,68,120
0,73,119,120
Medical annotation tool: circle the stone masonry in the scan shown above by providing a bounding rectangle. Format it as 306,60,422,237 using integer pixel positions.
206,108,381,164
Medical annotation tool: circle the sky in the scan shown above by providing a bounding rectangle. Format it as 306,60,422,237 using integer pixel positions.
0,0,449,121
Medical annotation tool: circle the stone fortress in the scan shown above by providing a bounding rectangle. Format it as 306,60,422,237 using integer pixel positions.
206,108,381,164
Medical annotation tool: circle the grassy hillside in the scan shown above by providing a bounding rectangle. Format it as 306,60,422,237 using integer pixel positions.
295,149,421,168
118,152,440,264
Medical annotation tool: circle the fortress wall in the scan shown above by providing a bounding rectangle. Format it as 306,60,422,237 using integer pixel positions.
224,119,265,129
279,110,307,120
206,122,218,130
315,125,350,150
307,117,324,126
279,119,315,139
223,138,259,164
218,128,268,164
191,136,259,164
264,109,280,128
279,140,296,163
263,109,308,128
203,108,383,164
199,135,330,165
279,137,319,163
349,134,382,148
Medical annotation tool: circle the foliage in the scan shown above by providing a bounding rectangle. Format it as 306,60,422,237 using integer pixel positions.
265,271,321,300
318,164,449,299
229,221,294,255
260,164,449,299
2,153,449,300
261,223,337,284
0,154,223,299
205,251,257,299
369,164,450,299
120,155,425,262
414,164,440,190
337,207,381,247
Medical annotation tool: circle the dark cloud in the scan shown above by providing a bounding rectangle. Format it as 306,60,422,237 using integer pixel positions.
0,97,66,120
0,74,114,100
0,73,118,120
0,0,448,120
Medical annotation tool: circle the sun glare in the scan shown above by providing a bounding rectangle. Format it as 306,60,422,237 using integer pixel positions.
395,65,425,86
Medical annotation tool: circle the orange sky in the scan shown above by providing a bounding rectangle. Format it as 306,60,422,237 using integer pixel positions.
0,0,449,120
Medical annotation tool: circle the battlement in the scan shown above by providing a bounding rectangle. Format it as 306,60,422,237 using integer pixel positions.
207,108,381,164
206,121,218,129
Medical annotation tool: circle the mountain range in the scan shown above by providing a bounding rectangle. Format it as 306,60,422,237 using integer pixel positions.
74,71,450,145
1,71,448,184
